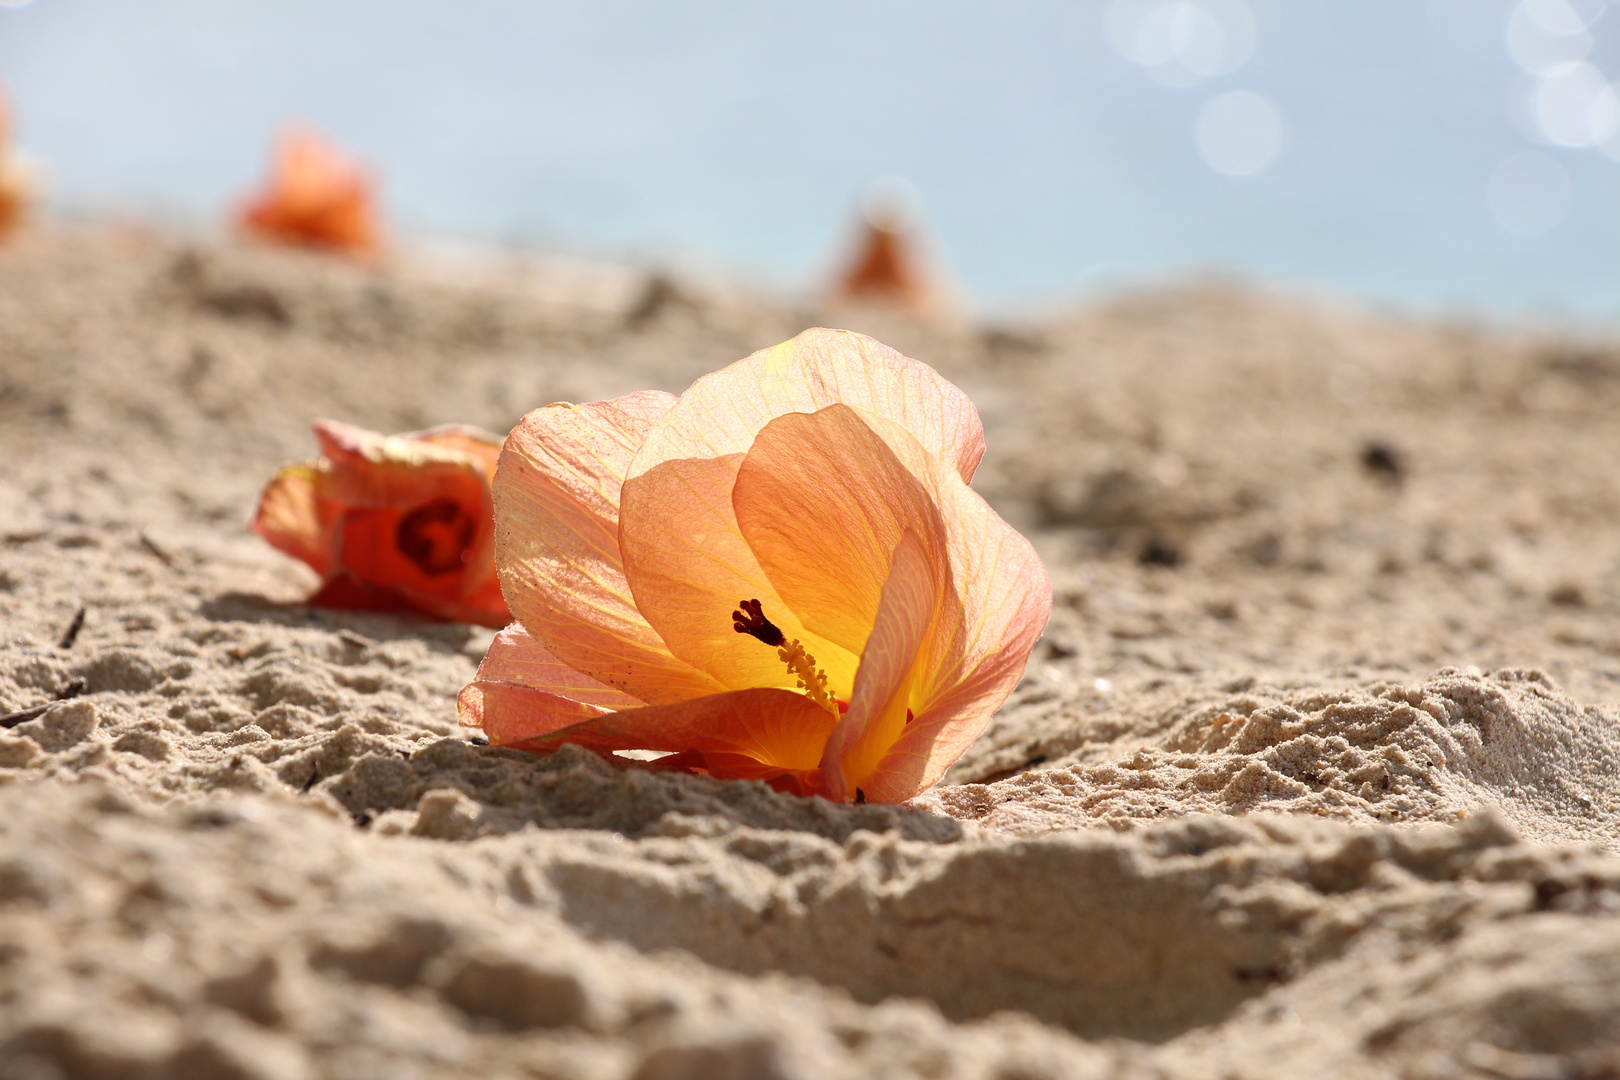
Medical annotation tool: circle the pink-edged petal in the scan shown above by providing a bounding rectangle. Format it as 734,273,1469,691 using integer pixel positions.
472,624,643,710
618,454,859,695
251,463,340,578
731,403,952,657
494,687,839,773
458,623,644,744
820,531,935,801
458,681,614,748
493,391,727,704
628,327,985,485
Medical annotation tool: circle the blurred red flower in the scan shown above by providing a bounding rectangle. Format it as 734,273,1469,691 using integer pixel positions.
252,420,509,628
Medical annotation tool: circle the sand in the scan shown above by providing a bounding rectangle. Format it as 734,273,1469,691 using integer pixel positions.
1,224,1618,1079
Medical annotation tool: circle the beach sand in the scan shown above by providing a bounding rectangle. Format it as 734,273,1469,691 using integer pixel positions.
2,224,1618,1079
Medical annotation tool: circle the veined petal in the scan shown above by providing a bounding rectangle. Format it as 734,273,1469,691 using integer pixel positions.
855,477,1051,803
821,531,935,801
629,327,984,485
471,624,643,711
494,391,726,704
491,687,838,773
251,463,340,578
458,624,644,746
732,404,951,658
459,682,616,748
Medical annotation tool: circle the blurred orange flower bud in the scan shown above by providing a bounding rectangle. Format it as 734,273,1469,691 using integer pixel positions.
252,420,510,628
0,88,35,240
237,127,381,257
831,184,939,317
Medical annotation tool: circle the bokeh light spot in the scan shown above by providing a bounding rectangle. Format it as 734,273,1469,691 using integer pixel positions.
1195,90,1283,176
1507,0,1594,74
1107,0,1256,87
1532,60,1618,146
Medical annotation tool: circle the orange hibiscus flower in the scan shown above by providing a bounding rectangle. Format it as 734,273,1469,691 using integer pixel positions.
237,127,381,257
458,328,1050,803
252,420,509,628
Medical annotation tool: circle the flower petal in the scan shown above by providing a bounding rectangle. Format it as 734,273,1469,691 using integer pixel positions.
413,424,505,481
820,530,935,801
251,462,339,578
617,328,978,696
494,391,727,704
630,327,984,484
471,624,643,711
731,403,951,658
856,477,1051,802
492,687,838,774
618,453,859,696
458,624,643,745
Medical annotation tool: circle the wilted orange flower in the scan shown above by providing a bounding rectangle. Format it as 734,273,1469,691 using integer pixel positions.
0,89,33,240
458,328,1051,803
237,127,381,257
252,420,509,628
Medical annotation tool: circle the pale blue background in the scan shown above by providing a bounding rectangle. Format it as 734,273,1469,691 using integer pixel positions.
2,0,1618,317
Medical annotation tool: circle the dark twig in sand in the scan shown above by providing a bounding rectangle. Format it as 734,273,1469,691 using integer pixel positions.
139,532,177,568
0,679,87,729
58,606,86,650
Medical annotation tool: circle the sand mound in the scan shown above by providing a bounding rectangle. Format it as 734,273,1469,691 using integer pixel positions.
2,225,1619,1078
933,667,1620,846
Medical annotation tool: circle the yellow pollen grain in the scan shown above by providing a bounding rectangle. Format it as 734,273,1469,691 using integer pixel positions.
777,639,837,715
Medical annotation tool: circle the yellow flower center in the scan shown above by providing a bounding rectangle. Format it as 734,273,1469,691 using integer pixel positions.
731,599,838,716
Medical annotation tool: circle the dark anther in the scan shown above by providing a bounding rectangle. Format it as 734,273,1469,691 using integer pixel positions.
395,498,476,576
731,598,785,647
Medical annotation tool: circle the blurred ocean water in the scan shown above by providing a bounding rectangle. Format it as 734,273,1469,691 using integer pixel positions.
2,0,1618,318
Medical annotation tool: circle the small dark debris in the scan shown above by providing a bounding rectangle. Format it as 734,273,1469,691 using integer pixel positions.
353,811,374,829
855,788,867,804
1549,583,1587,608
0,679,86,729
1042,638,1078,659
468,736,489,747
1233,965,1288,984
1534,877,1571,911
139,533,177,568
199,284,291,326
301,767,321,794
1139,538,1181,567
625,273,694,329
0,705,47,729
1360,441,1403,480
978,755,1050,785
57,606,86,650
